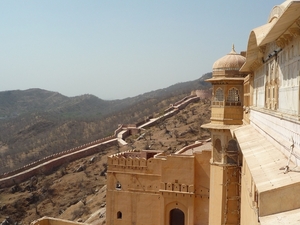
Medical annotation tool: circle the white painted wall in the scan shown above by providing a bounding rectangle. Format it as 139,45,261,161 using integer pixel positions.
277,38,300,115
250,109,300,166
253,66,265,108
252,37,300,115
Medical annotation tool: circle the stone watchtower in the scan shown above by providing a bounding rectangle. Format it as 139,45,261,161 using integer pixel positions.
202,46,246,225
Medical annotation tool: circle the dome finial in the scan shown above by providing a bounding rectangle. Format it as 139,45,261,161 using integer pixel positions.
230,44,236,54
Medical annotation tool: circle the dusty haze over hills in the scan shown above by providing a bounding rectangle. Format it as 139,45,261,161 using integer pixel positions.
0,91,211,224
0,73,211,173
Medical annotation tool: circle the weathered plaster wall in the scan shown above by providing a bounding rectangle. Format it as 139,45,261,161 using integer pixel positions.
208,165,225,225
240,162,259,225
194,152,211,225
107,148,211,225
106,156,162,225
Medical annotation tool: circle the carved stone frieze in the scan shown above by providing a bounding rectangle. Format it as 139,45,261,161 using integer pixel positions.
283,34,293,42
289,27,300,37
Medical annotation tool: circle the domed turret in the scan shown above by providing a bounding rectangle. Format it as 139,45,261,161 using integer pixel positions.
203,45,246,126
212,45,246,77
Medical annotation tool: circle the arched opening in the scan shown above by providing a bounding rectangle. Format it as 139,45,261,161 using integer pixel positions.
117,211,122,219
227,139,239,165
215,88,224,101
226,88,241,106
213,138,222,163
170,208,184,225
227,139,238,152
213,88,224,106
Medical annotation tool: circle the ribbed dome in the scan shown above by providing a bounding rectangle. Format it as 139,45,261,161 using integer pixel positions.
213,46,246,72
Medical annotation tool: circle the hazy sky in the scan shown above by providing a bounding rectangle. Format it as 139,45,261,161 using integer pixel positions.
1,1,283,100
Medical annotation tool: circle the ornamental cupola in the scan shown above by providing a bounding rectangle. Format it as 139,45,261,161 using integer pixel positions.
201,45,245,225
212,45,246,78
204,45,246,126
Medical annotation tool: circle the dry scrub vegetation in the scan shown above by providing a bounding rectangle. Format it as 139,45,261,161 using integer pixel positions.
0,99,211,225
0,72,212,173
0,94,195,173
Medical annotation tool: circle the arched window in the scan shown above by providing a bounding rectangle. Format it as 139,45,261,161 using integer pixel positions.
227,88,240,102
215,88,224,101
226,88,241,106
227,139,238,152
117,211,122,219
213,88,224,106
213,138,222,163
170,208,184,225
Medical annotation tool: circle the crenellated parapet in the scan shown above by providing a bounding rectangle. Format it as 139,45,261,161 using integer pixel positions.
112,156,147,167
160,182,194,194
107,150,162,169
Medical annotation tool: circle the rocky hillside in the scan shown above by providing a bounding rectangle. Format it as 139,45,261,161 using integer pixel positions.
0,98,211,225
0,73,211,173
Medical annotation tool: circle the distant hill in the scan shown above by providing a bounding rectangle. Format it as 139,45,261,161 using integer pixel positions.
0,97,211,224
0,72,211,173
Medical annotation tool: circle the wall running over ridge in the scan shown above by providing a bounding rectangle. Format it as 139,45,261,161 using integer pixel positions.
0,92,207,188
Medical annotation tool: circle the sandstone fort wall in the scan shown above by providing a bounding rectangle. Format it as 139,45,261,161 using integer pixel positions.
0,93,205,188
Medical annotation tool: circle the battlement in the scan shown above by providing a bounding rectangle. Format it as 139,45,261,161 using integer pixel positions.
160,182,194,194
107,150,163,168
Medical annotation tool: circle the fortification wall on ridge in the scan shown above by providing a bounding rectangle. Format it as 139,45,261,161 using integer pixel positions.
164,95,200,113
0,139,117,188
192,89,212,99
175,142,205,155
0,135,115,179
0,93,202,188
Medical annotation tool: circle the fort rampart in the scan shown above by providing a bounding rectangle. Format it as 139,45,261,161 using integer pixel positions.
0,138,117,188
0,135,115,179
174,142,206,155
164,94,200,113
0,93,204,188
107,150,163,169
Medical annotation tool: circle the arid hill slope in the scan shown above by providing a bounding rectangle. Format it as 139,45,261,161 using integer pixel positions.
0,98,211,225
0,73,211,173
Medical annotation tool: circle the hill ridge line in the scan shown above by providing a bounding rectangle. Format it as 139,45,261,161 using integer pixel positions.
0,94,202,188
